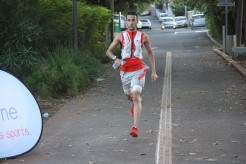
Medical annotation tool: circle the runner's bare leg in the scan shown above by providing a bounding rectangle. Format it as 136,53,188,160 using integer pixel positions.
131,91,142,128
126,94,133,102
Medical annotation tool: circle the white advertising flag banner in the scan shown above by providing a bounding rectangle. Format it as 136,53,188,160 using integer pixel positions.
0,70,43,159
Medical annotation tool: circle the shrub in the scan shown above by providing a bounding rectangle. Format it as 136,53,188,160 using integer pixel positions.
24,47,100,98
86,42,110,63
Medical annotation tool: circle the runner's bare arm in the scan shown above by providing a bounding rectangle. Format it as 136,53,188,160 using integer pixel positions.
106,33,121,59
143,33,158,82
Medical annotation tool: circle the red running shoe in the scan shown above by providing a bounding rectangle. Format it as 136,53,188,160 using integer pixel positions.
130,104,134,117
130,127,138,137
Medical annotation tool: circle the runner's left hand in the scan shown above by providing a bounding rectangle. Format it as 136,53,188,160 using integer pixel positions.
151,73,158,82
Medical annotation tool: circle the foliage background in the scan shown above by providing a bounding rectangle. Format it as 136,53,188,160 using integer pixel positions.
186,0,236,42
168,0,237,43
84,0,156,14
0,0,112,98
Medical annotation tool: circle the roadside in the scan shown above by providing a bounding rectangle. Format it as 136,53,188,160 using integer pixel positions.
1,63,117,163
213,49,246,77
238,60,246,69
40,63,114,124
206,31,246,77
0,63,114,163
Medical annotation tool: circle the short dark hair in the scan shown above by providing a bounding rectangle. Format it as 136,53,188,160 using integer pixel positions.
126,11,138,19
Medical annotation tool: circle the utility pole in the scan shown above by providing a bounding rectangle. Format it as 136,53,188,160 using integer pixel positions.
184,0,187,18
110,0,114,42
244,0,246,47
225,0,228,52
72,0,78,49
235,0,243,46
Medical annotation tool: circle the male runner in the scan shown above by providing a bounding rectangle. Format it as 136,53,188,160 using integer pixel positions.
106,11,158,137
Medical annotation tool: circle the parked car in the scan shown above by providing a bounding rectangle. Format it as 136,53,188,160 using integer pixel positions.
156,9,162,17
174,16,188,28
140,10,150,16
191,14,205,27
161,17,176,29
139,19,151,30
137,20,142,29
161,23,165,30
159,13,168,22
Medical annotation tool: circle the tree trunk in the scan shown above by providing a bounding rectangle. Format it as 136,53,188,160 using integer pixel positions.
243,0,246,46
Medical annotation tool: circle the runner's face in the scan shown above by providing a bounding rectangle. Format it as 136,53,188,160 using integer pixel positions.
126,15,138,31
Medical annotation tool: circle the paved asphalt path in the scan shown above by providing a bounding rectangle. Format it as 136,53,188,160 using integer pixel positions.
2,16,246,164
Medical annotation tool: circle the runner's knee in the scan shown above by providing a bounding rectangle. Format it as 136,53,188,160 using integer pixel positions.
132,93,141,103
131,85,142,93
126,94,133,101
131,86,142,103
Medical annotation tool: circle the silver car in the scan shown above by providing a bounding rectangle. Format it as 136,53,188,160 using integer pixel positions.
161,17,176,29
140,19,151,30
175,16,188,28
158,13,168,22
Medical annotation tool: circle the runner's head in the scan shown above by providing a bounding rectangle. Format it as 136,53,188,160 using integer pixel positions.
126,11,138,31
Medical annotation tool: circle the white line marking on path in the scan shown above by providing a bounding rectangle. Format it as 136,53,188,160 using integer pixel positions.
174,30,208,34
152,47,159,50
156,52,172,164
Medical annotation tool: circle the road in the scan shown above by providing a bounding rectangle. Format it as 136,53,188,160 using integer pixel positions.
147,16,246,164
2,16,246,164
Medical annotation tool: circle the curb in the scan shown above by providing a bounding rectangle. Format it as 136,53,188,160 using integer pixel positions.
206,31,222,48
206,31,246,78
213,48,246,77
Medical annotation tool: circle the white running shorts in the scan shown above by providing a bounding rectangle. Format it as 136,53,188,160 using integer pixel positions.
120,68,146,95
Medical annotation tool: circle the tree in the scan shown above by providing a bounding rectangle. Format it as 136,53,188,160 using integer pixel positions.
84,0,156,14
185,0,239,43
0,0,112,77
170,0,192,16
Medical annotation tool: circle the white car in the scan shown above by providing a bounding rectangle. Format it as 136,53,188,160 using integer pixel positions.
159,13,168,22
139,19,151,30
140,10,150,16
161,17,176,29
174,16,188,28
137,20,142,29
156,9,162,17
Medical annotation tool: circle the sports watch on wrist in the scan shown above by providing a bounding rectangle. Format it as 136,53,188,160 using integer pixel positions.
112,55,117,60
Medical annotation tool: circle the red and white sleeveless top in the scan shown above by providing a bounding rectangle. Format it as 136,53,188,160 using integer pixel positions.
121,30,145,72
